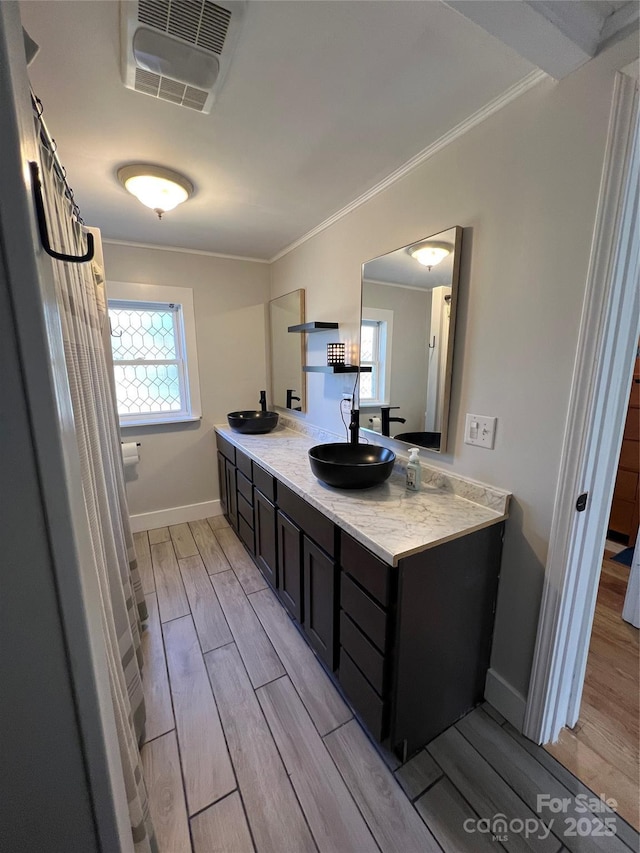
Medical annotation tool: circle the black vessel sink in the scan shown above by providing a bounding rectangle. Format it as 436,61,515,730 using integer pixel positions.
308,443,396,489
227,410,279,434
394,431,441,450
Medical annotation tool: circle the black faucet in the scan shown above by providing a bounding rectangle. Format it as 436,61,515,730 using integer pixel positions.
380,406,406,437
259,390,267,412
286,389,301,411
349,409,360,445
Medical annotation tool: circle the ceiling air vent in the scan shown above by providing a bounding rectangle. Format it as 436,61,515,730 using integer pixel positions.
121,0,245,114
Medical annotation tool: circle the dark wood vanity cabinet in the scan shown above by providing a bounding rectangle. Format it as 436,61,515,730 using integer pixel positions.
254,488,277,589
303,536,338,670
215,432,503,762
217,434,239,531
216,435,340,667
216,440,254,544
338,525,503,758
217,451,228,515
391,525,503,757
236,470,255,554
276,510,304,622
339,536,392,741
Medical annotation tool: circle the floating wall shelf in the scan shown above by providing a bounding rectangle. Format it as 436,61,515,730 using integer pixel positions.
288,322,340,333
303,365,372,374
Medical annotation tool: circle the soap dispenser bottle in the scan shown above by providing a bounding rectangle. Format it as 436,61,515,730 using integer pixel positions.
406,448,421,491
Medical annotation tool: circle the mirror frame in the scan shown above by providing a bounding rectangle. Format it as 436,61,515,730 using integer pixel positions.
269,288,306,413
359,225,462,453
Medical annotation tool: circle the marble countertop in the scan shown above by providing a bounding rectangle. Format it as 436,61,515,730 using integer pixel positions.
215,424,510,566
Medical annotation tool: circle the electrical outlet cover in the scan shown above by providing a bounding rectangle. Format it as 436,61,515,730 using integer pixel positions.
464,414,497,449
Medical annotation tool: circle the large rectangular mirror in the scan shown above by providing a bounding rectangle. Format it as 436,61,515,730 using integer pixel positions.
269,289,306,412
360,226,462,452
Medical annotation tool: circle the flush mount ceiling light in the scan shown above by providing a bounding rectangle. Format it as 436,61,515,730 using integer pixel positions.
117,164,194,219
408,241,452,270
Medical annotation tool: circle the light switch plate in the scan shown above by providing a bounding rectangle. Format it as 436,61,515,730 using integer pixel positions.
464,414,497,449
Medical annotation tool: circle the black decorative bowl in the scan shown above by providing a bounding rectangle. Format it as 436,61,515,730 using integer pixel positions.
308,443,396,489
227,411,279,434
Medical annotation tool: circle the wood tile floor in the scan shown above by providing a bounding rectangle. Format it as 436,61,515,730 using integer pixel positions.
136,520,640,853
546,555,640,831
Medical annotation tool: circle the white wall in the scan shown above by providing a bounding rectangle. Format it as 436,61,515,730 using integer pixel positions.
270,34,639,711
102,243,271,520
362,280,430,434
270,294,305,411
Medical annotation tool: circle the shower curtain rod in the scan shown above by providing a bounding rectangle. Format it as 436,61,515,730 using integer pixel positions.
29,90,94,263
31,91,84,225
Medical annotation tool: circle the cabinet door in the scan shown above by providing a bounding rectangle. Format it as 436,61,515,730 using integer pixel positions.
277,511,303,622
254,489,277,588
303,536,337,670
225,459,238,530
217,452,228,516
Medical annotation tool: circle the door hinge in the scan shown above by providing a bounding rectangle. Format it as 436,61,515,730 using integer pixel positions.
575,492,588,512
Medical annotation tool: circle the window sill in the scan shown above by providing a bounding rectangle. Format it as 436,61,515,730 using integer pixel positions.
120,415,202,429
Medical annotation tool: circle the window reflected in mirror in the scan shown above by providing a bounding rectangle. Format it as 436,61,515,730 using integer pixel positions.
360,310,393,406
269,289,306,412
360,226,462,452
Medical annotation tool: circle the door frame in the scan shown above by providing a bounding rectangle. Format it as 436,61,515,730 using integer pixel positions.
524,71,639,744
0,4,133,849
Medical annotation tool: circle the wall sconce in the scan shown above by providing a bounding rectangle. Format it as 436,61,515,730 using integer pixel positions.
327,343,346,365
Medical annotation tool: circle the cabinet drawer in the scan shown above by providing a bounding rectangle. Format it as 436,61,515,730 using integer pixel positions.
238,492,254,527
341,532,391,607
614,468,638,503
609,498,635,537
278,483,335,557
237,470,253,505
624,406,639,442
340,573,388,652
253,463,276,502
238,514,255,554
620,439,639,472
339,648,385,741
340,611,385,695
236,448,253,480
216,433,236,464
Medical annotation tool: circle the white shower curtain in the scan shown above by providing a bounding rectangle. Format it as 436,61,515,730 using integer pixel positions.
39,145,156,853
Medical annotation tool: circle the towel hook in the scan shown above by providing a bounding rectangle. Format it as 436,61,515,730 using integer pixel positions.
29,161,94,264
428,335,436,349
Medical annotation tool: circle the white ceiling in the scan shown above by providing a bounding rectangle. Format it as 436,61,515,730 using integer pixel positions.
20,1,542,260
21,0,534,259
364,227,457,289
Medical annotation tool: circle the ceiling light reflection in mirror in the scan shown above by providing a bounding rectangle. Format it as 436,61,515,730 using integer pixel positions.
360,226,462,453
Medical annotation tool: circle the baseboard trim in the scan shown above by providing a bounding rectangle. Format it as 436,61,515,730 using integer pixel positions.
129,500,221,533
484,668,527,732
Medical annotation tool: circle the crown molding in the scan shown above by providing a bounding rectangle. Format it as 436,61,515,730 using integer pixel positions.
363,277,436,293
101,238,269,264
269,69,548,264
104,70,548,267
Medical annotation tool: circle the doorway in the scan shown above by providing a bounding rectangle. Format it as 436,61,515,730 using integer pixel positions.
545,357,640,828
524,68,639,808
